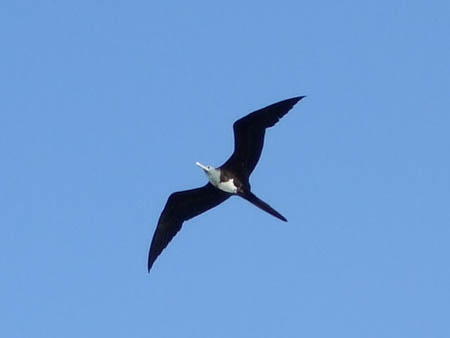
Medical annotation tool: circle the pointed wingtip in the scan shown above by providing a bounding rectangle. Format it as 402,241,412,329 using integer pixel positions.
279,214,288,222
147,256,155,273
282,96,306,108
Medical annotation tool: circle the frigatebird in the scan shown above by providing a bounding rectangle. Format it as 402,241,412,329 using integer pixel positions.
148,96,305,272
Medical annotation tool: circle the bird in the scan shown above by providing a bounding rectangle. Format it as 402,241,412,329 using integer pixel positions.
148,96,305,272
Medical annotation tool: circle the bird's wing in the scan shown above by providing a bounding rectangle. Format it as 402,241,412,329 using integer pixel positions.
221,96,305,176
148,183,230,272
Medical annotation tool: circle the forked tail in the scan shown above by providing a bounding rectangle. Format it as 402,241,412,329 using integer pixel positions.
240,191,287,222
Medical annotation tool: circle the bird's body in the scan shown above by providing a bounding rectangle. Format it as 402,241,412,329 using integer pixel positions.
148,96,305,272
197,163,245,194
196,163,239,194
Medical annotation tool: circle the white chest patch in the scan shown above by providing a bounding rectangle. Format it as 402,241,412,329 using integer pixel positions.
205,168,238,194
217,178,237,194
217,179,238,194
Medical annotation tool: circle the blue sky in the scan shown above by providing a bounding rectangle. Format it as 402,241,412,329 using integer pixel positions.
1,1,449,337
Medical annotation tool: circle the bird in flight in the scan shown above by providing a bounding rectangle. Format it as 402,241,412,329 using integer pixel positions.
148,96,305,272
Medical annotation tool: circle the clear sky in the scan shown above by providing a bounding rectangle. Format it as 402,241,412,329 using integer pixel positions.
1,1,449,337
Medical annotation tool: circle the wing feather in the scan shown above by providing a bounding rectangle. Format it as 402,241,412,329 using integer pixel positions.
148,183,230,272
221,96,305,176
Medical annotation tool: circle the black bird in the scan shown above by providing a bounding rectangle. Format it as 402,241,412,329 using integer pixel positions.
148,96,305,272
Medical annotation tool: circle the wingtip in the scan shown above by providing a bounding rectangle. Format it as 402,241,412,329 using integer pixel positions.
279,215,288,222
284,96,306,107
147,257,154,273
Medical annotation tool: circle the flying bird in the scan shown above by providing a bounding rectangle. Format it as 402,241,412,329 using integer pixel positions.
148,96,305,272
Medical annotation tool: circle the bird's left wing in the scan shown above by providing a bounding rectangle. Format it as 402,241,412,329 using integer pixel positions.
221,96,305,176
148,183,230,272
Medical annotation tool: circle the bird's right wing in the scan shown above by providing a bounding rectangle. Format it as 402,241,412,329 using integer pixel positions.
148,183,230,272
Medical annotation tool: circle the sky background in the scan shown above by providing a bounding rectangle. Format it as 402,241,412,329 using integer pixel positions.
1,1,449,337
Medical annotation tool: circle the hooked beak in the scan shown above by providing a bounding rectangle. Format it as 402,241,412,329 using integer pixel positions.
195,162,208,171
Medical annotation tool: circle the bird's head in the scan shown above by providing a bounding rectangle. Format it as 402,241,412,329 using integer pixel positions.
195,162,213,172
196,162,220,185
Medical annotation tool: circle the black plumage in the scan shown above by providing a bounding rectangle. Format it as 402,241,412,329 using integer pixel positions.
148,96,305,272
148,183,229,271
221,96,303,176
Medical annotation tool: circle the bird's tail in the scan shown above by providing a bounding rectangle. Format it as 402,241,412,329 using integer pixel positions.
240,191,287,222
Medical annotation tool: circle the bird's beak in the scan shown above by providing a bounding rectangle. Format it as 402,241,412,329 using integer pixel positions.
195,162,208,171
